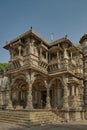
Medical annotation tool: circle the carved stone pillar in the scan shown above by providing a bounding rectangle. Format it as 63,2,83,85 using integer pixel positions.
7,99,13,110
63,85,69,110
46,52,48,60
46,87,51,109
18,46,21,57
10,51,12,60
76,87,78,96
64,48,68,59
57,51,59,59
26,81,33,110
72,85,74,96
25,72,35,110
0,92,3,106
45,81,51,109
81,111,85,120
62,76,69,110
63,84,69,122
40,47,42,57
84,82,87,106
71,85,78,109
71,52,72,59
6,77,13,110
7,90,13,110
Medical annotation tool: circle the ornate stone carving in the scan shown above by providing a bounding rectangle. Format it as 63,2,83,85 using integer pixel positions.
44,80,51,109
2,29,86,121
62,76,69,110
25,72,36,110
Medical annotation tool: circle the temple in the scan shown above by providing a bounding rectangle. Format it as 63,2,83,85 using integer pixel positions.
0,28,87,121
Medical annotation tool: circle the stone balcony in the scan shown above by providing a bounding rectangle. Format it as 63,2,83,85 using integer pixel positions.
10,56,24,66
49,58,58,65
4,56,83,78
48,59,83,78
48,60,74,74
39,56,48,63
68,77,80,84
68,96,81,110
38,57,48,73
5,55,48,74
11,56,23,62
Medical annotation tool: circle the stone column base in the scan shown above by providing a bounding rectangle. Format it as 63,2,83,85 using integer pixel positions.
25,102,33,110
16,105,23,110
46,97,51,109
7,100,13,110
64,112,69,122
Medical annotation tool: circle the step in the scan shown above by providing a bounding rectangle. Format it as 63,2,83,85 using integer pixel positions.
0,115,30,120
0,119,42,128
0,114,56,120
0,114,29,119
0,110,58,127
29,116,56,121
0,117,29,123
0,114,55,121
0,111,29,115
0,116,50,127
0,113,29,117
0,117,29,122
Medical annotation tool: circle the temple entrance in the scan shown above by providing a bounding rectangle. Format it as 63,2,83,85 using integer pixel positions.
32,79,46,109
50,78,64,108
41,91,46,108
12,79,28,109
18,84,28,108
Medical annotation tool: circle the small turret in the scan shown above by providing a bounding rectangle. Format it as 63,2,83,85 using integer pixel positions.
80,34,87,107
79,33,87,44
79,34,87,54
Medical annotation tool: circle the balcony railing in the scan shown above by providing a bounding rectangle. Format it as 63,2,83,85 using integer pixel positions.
68,77,79,84
11,56,23,61
4,56,83,78
39,56,48,63
48,60,83,77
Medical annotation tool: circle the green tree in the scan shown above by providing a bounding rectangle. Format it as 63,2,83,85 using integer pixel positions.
0,63,9,75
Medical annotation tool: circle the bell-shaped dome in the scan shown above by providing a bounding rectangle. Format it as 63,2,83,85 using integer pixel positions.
79,33,87,44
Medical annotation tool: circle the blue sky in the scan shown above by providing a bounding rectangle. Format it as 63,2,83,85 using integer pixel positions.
0,0,87,62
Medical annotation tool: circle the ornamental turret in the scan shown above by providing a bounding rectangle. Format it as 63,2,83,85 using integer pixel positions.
79,34,87,54
80,34,87,107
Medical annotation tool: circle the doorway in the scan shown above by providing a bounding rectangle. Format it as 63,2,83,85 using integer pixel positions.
41,91,46,108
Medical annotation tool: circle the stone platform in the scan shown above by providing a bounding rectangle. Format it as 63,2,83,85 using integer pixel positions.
0,121,87,130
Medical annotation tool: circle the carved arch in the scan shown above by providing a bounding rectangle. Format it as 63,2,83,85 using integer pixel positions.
49,77,65,88
11,75,26,87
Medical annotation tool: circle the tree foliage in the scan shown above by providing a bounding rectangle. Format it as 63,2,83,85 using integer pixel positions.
0,63,9,74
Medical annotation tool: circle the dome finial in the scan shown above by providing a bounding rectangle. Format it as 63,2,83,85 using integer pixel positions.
65,35,67,38
30,26,32,30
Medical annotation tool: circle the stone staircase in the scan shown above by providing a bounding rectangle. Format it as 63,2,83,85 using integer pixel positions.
29,109,58,124
0,109,58,127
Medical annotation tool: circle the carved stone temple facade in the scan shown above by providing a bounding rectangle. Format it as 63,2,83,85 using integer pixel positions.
1,28,87,121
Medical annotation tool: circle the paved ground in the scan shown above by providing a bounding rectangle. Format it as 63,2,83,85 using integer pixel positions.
0,121,87,130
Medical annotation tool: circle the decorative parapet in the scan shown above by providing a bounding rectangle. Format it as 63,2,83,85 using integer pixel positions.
68,77,80,84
